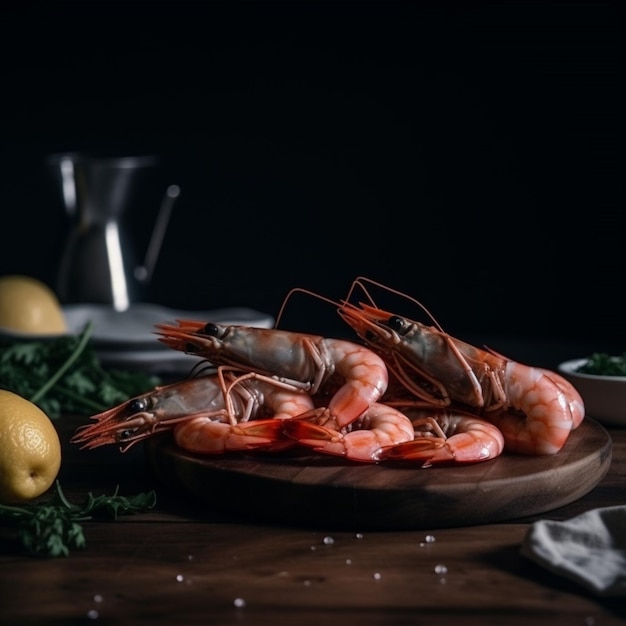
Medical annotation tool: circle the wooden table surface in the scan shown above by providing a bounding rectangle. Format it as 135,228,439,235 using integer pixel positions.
1,409,624,626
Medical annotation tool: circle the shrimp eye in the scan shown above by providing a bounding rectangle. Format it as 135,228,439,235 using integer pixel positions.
202,323,221,337
127,397,147,416
119,429,137,441
387,315,410,335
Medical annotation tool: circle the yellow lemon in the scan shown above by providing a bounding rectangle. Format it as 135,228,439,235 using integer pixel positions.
0,275,67,334
0,390,62,504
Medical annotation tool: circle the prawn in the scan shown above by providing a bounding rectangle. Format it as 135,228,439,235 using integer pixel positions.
374,407,505,467
155,321,388,429
70,371,316,454
337,277,584,455
281,402,415,463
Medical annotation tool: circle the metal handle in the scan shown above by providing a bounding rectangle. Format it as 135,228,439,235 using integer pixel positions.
134,184,180,283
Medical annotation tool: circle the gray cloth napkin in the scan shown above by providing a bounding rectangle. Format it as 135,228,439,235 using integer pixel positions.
520,506,626,597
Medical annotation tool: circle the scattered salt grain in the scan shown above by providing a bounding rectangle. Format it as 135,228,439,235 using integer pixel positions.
234,597,246,608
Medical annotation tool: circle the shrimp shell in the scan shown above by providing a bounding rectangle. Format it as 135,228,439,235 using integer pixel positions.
338,277,584,455
156,321,389,429
282,402,415,463
375,407,505,466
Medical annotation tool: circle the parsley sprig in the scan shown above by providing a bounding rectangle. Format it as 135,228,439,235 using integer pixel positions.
0,322,160,418
0,481,157,557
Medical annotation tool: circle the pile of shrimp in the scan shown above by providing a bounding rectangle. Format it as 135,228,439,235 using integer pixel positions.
71,278,584,467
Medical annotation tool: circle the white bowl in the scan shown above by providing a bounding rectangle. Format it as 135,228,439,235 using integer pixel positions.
558,358,626,426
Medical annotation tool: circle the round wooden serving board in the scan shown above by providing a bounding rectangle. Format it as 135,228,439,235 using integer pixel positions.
145,417,612,530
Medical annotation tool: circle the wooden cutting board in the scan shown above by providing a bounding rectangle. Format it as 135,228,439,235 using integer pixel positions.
144,417,612,530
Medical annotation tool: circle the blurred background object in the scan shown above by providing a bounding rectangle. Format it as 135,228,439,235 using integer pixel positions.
0,2,622,347
48,152,179,311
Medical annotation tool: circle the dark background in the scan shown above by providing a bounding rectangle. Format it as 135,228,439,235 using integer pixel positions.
0,2,623,355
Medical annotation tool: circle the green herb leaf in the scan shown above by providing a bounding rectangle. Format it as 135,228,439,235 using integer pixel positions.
0,324,160,418
0,481,157,557
576,353,626,376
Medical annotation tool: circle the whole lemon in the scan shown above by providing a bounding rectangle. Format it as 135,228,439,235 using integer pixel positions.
0,390,62,504
0,275,67,334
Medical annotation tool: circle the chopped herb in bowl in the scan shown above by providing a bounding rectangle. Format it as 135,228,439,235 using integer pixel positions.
576,353,626,377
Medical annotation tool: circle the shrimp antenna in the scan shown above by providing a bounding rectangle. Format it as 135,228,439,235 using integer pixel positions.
349,276,444,331
275,287,342,330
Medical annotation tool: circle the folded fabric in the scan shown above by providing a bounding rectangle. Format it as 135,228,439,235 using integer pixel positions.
520,506,626,597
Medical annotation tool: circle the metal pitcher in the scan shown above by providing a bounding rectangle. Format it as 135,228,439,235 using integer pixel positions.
48,153,180,311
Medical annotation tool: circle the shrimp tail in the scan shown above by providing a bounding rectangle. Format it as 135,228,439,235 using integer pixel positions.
282,409,349,457
374,437,451,466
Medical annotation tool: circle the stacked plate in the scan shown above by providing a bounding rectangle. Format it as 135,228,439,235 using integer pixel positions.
1,303,274,377
63,303,274,375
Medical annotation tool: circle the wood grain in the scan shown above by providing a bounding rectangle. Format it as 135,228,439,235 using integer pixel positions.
2,414,625,625
145,418,612,530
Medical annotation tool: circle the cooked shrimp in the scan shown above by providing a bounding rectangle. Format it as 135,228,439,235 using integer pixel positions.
71,372,315,454
156,321,388,429
282,402,415,463
374,407,505,466
338,277,584,455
